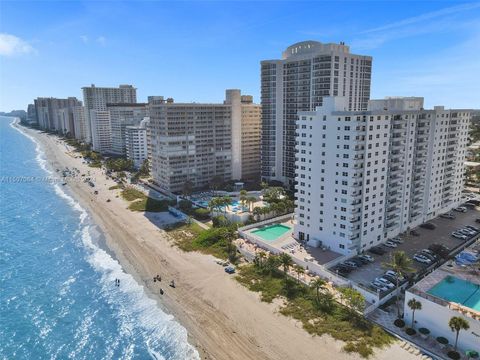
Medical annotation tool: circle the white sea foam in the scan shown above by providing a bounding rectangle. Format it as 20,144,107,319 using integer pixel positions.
13,119,200,360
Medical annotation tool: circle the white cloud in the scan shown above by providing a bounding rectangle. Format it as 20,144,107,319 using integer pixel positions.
0,33,36,56
80,35,89,44
96,36,106,46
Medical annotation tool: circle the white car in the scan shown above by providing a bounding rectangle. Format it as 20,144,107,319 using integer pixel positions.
451,231,468,240
383,241,397,248
459,228,475,236
454,207,467,213
375,277,395,289
413,254,432,264
359,254,374,262
390,237,404,244
385,270,404,280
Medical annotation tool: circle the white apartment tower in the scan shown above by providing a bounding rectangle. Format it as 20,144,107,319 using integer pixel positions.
82,84,137,145
294,97,470,255
125,118,149,169
90,111,112,153
107,103,148,155
34,97,82,135
261,41,372,187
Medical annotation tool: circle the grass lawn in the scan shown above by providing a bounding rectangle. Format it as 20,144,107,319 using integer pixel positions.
109,185,123,190
128,198,170,212
167,223,235,260
236,265,394,358
121,188,146,201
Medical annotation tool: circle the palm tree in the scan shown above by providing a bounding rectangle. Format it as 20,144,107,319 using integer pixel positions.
258,251,267,268
382,250,414,318
239,190,248,208
279,253,293,279
246,196,257,212
310,278,327,305
407,298,422,329
294,265,305,283
449,316,470,352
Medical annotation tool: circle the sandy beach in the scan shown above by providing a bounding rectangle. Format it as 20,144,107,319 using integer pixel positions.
18,123,419,360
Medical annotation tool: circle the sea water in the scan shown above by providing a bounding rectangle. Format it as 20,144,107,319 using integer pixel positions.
0,117,199,360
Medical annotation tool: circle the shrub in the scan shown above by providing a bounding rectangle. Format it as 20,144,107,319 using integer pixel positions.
436,336,448,345
128,198,169,212
447,351,460,360
212,215,229,228
178,200,193,212
193,208,210,220
418,328,430,335
121,188,146,201
393,319,405,328
405,328,416,336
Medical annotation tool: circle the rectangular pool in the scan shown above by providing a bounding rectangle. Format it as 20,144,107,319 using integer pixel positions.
427,276,480,311
252,224,291,241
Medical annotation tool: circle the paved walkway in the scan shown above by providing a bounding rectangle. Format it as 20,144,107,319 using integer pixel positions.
369,307,470,360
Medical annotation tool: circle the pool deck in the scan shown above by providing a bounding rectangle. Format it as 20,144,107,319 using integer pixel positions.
242,219,343,266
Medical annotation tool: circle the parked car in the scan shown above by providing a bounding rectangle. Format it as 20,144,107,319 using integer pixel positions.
467,199,480,205
464,202,476,208
355,256,370,265
358,254,374,263
390,237,404,244
454,207,467,213
413,254,432,264
375,277,395,289
440,212,455,219
370,281,388,292
334,264,352,273
410,230,420,236
465,225,480,232
382,274,398,284
459,228,475,236
224,266,236,274
349,258,364,266
385,270,405,280
420,222,436,230
451,231,468,240
383,241,397,248
369,247,386,255
418,250,437,262
343,261,358,268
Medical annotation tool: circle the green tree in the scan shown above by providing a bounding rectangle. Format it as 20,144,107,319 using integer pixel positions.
407,298,422,329
182,180,194,197
246,196,257,212
339,287,365,316
279,253,293,279
210,175,223,196
382,251,414,318
239,190,248,208
310,278,327,305
449,316,470,352
294,265,305,283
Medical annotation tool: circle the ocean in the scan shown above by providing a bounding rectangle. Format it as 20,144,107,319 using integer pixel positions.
0,117,199,360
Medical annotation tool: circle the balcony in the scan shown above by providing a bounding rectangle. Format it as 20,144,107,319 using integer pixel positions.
386,220,399,229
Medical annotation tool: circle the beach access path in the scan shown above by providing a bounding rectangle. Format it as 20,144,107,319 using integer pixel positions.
21,125,420,360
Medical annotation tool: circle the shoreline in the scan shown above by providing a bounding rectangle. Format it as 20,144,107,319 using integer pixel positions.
14,120,418,360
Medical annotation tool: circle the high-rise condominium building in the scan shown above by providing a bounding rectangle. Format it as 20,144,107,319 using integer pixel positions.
225,90,262,181
82,84,137,144
26,104,37,125
72,106,87,141
90,111,112,153
107,103,148,155
148,90,261,194
294,96,471,255
125,118,149,169
261,40,372,187
34,97,83,135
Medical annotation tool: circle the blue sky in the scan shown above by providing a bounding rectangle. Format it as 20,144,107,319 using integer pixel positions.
1,1,479,111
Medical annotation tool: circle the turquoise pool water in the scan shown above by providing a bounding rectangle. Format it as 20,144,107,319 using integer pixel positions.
427,276,480,311
252,224,291,241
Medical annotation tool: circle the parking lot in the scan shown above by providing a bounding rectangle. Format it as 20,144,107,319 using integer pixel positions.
335,205,480,291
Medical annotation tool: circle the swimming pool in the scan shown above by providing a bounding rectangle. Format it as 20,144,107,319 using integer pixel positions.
252,224,291,241
427,276,480,311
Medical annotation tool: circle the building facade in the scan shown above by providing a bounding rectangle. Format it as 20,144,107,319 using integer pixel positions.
90,110,112,153
72,106,87,141
82,84,137,144
26,104,37,125
225,90,262,181
107,103,148,155
34,97,82,135
294,97,470,255
149,97,232,193
125,117,149,169
261,40,372,187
